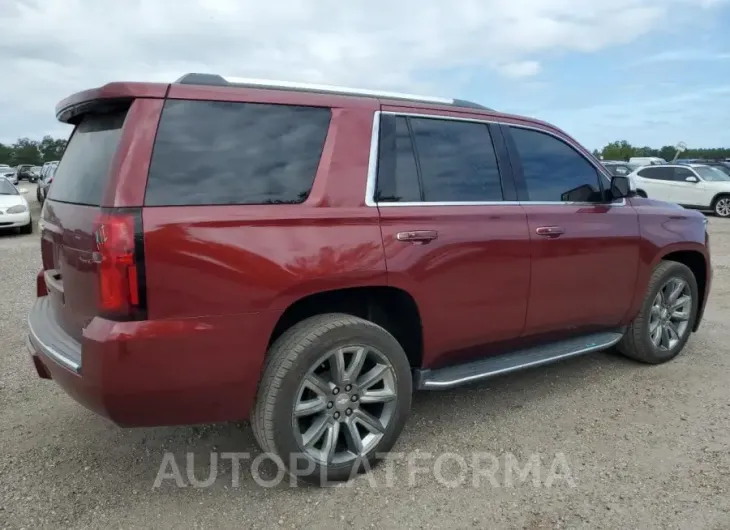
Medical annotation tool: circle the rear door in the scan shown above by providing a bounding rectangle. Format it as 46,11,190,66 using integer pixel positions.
40,102,146,341
374,109,531,367
634,166,675,201
666,166,711,207
503,124,640,336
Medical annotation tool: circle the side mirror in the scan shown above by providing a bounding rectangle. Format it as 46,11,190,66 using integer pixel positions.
610,176,631,199
685,176,699,183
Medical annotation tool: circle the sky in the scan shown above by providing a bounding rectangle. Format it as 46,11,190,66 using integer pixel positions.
1,0,729,151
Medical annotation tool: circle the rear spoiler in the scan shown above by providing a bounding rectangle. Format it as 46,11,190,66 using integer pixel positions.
56,82,169,124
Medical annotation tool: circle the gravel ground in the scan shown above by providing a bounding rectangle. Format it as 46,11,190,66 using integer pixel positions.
1,187,729,529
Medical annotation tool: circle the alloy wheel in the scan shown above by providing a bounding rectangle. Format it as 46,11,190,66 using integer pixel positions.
648,277,693,351
715,198,730,217
292,345,398,466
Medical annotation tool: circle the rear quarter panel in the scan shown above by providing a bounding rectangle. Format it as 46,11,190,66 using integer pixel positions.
622,197,710,325
142,105,386,320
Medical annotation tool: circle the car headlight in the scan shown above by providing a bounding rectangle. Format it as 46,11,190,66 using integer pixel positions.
7,205,27,214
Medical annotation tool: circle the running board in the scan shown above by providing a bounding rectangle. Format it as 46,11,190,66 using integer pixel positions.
415,332,624,390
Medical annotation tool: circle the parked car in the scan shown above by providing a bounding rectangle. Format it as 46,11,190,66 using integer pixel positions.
16,164,34,181
628,163,730,216
30,166,42,181
682,160,730,177
37,163,57,204
601,160,633,176
629,156,667,166
0,166,18,185
27,74,712,485
0,176,32,233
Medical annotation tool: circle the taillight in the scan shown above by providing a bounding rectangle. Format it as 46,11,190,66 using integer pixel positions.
93,209,146,320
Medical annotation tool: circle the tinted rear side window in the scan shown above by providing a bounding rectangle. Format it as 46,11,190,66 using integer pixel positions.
145,100,331,206
409,117,503,202
638,167,669,180
48,110,127,206
375,116,421,202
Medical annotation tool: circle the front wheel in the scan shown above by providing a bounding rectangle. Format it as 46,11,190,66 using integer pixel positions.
19,218,33,235
251,314,412,485
714,195,730,217
618,261,698,364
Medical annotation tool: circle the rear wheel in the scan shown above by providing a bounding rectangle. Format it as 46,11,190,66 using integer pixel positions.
251,313,412,485
713,195,730,217
618,261,697,364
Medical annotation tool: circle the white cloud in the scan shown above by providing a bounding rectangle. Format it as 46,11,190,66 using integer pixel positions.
0,0,726,142
631,49,730,65
496,61,542,79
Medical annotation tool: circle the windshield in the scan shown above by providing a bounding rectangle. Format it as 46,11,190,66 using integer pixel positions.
0,179,18,194
695,166,730,181
709,164,730,176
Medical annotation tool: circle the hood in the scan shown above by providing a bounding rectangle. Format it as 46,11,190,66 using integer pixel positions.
0,193,27,208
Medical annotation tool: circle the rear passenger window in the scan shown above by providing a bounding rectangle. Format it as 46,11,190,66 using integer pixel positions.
510,126,602,202
375,117,421,202
638,167,670,180
145,100,331,206
410,117,503,202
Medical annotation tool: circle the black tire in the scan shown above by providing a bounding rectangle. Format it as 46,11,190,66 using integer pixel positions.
251,313,412,485
20,219,33,235
618,261,698,364
712,194,730,218
36,187,43,204
636,189,647,198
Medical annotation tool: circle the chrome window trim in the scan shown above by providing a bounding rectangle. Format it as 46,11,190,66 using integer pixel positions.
375,199,626,207
365,111,381,207
364,111,624,208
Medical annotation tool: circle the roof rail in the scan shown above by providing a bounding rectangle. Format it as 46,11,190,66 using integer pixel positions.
174,73,491,111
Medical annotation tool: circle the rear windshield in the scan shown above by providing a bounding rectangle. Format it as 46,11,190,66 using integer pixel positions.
48,110,127,206
144,100,331,206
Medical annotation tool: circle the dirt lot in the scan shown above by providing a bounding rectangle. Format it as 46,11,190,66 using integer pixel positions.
1,187,729,529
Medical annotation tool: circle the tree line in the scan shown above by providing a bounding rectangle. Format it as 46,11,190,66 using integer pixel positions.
2,135,729,167
0,137,68,166
594,141,730,162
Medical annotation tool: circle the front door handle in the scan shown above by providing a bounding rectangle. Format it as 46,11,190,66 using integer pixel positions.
535,226,565,238
397,230,439,244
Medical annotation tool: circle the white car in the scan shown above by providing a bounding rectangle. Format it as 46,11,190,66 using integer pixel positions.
629,156,667,166
0,166,18,185
628,163,730,217
0,177,32,233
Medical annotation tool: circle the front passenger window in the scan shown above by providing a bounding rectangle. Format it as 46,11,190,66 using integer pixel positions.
509,126,603,202
673,167,696,181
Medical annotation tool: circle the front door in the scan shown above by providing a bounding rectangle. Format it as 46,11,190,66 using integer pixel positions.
503,124,641,336
373,110,532,367
666,166,711,207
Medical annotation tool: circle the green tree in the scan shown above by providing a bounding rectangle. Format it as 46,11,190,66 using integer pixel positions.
600,140,635,161
38,135,67,162
10,138,41,165
0,143,13,165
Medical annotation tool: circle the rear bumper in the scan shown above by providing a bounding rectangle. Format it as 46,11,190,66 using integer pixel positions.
27,296,280,427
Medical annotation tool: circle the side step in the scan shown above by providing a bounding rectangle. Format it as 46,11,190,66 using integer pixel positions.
415,332,623,390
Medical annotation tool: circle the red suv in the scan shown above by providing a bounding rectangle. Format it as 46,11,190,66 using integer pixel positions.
27,73,711,484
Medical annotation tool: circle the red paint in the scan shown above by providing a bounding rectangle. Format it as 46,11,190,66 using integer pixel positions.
28,79,712,427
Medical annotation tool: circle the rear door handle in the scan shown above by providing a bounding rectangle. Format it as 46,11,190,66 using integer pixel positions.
397,230,439,244
535,226,565,238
